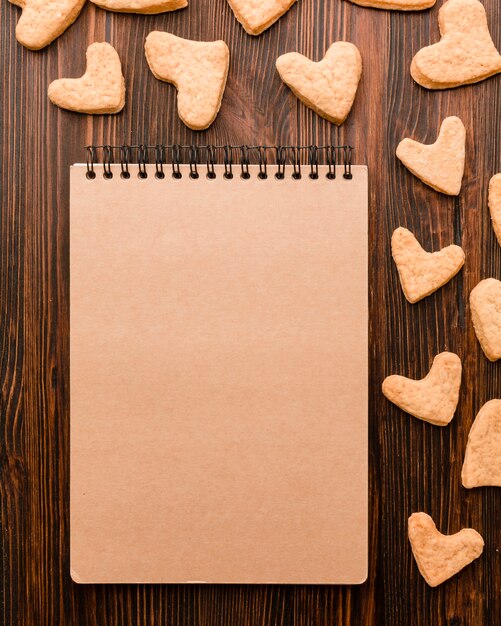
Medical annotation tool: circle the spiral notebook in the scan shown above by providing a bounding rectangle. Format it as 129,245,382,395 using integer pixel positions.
70,145,368,584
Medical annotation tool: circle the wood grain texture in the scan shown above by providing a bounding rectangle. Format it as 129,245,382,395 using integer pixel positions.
1,0,500,623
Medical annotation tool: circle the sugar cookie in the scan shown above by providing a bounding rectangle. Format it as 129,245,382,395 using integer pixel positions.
48,43,125,114
391,227,464,303
396,116,465,196
227,0,296,36
462,400,501,488
276,42,362,125
9,0,85,50
90,0,186,13
382,352,461,426
347,0,435,9
411,0,501,89
470,278,501,362
408,513,484,587
145,32,229,130
489,174,501,247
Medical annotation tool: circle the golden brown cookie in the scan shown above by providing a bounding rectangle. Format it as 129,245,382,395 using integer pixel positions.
382,352,461,426
10,0,86,50
48,42,125,114
145,32,229,130
462,400,501,488
408,513,484,587
227,0,296,35
396,116,466,196
90,0,186,13
347,0,435,9
411,0,501,89
276,42,362,125
470,278,501,362
392,227,464,303
489,174,501,247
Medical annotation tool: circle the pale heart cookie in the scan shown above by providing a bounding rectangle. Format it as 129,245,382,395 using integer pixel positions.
347,0,435,10
227,0,296,36
392,227,464,303
145,32,229,130
90,0,186,13
48,43,125,114
470,278,501,361
9,0,86,50
408,513,484,587
462,400,501,488
382,352,461,426
411,0,501,89
396,116,465,196
276,42,362,125
489,174,501,247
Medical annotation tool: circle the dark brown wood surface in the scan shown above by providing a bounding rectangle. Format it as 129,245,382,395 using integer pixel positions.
1,0,500,623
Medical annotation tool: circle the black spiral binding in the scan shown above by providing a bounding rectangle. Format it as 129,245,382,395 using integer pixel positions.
85,145,354,180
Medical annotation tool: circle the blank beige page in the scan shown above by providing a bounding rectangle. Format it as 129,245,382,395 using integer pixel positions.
70,164,368,584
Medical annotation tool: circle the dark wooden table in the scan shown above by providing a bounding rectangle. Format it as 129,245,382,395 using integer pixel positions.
1,0,500,623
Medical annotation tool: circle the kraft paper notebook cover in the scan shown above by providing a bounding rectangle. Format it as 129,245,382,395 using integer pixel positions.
70,145,368,584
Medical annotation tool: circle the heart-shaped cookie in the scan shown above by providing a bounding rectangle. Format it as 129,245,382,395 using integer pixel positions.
382,352,461,426
408,513,484,587
489,174,501,247
9,0,86,50
392,227,464,303
347,0,435,10
462,400,501,488
48,43,125,114
411,0,501,89
470,278,501,361
145,32,229,130
276,42,362,125
227,0,296,35
90,0,186,13
396,116,465,196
